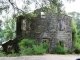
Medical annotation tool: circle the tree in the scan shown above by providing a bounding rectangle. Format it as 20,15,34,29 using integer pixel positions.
0,20,3,41
0,20,4,43
72,18,80,53
0,20,2,32
2,14,16,41
0,0,75,15
69,12,80,37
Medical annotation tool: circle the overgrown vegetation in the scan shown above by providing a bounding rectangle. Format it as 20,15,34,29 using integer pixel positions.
0,0,79,56
33,44,46,55
55,45,67,54
0,51,5,57
0,18,80,56
72,18,80,53
18,39,49,55
0,14,16,42
51,41,68,54
7,50,19,57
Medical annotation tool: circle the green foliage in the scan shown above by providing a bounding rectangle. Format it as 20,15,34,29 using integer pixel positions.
55,45,67,54
7,50,19,57
32,42,49,55
19,39,35,47
25,47,33,55
68,49,75,54
72,18,80,53
18,38,48,55
0,51,5,57
5,30,13,40
51,45,67,54
51,40,67,54
72,18,78,41
18,39,35,55
33,44,46,55
33,42,49,55
18,39,33,55
25,13,37,20
69,12,80,37
75,42,80,50
19,47,33,55
42,42,49,52
0,31,4,38
1,15,16,41
19,45,27,55
0,20,2,27
50,0,64,13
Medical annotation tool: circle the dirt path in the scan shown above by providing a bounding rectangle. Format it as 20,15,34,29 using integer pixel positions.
0,54,80,60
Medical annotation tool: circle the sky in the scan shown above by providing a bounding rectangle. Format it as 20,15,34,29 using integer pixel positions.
29,0,80,13
62,0,80,13
1,0,80,19
15,0,80,13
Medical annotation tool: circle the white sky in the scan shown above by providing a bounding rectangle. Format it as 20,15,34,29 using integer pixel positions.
62,0,80,13
29,0,80,13
1,0,80,19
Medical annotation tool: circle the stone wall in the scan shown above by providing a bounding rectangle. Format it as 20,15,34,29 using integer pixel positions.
21,12,72,52
56,15,72,50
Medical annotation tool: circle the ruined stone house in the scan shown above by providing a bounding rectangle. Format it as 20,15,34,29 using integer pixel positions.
2,11,72,53
16,12,72,52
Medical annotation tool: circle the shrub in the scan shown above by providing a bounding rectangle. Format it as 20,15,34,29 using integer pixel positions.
7,49,19,57
26,47,33,55
19,47,33,55
18,46,27,55
42,42,49,53
33,44,46,55
74,41,80,53
51,45,68,54
72,18,80,53
72,18,78,42
0,51,5,57
18,39,35,55
18,38,49,55
68,49,75,54
18,39,35,47
55,45,67,54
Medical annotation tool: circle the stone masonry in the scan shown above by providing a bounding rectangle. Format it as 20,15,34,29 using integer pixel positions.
17,12,72,52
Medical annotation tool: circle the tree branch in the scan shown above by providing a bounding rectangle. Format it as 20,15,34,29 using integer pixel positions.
8,0,26,14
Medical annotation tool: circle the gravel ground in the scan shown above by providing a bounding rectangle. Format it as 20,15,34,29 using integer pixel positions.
0,54,80,60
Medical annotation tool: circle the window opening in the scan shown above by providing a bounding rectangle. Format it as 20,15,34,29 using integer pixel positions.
21,19,26,31
59,20,65,31
59,41,64,47
42,39,49,45
41,12,46,18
